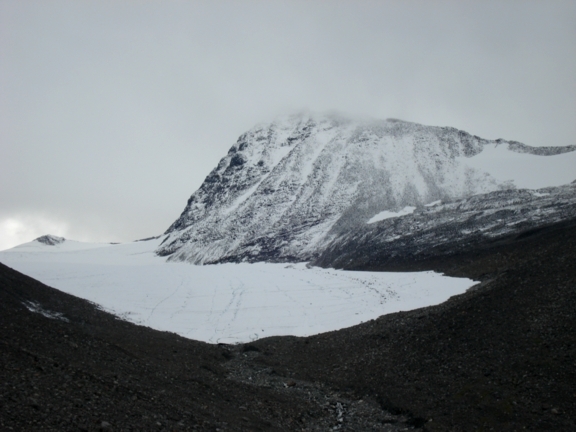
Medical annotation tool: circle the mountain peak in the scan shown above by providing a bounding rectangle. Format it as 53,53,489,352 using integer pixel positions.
157,115,576,264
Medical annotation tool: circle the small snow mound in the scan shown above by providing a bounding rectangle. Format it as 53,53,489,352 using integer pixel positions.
35,235,66,246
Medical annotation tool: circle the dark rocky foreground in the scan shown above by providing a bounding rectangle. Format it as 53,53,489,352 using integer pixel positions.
2,219,576,431
0,266,414,431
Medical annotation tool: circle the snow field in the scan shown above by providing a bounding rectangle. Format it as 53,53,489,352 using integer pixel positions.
1,237,475,344
460,143,576,189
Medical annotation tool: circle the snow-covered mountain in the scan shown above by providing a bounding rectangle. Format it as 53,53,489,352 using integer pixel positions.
157,112,576,264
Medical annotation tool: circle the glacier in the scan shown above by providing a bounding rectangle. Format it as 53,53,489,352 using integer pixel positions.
0,237,474,344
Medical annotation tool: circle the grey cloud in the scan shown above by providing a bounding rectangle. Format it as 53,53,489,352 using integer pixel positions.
1,0,574,248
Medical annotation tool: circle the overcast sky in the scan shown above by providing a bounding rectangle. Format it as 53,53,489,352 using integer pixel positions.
1,0,575,250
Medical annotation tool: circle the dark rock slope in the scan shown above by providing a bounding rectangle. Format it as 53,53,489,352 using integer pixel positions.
315,182,576,269
2,218,575,430
251,218,576,431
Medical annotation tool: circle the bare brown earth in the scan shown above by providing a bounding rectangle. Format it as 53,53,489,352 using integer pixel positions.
2,219,575,431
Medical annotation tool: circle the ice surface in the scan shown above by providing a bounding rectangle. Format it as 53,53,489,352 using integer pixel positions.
0,237,475,344
460,143,576,189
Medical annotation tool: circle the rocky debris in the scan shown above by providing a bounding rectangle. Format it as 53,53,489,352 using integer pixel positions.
505,140,576,155
225,346,413,431
35,235,65,246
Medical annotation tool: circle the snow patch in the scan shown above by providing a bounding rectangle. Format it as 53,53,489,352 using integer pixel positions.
425,200,442,207
223,181,262,215
367,206,416,224
460,143,576,189
23,301,69,322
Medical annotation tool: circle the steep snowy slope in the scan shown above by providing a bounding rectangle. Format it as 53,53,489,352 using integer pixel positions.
158,113,576,264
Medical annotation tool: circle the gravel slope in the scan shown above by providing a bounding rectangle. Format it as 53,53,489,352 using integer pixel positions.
0,263,411,431
251,219,576,431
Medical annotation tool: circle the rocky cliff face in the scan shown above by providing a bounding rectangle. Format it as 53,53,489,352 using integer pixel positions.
157,113,575,264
